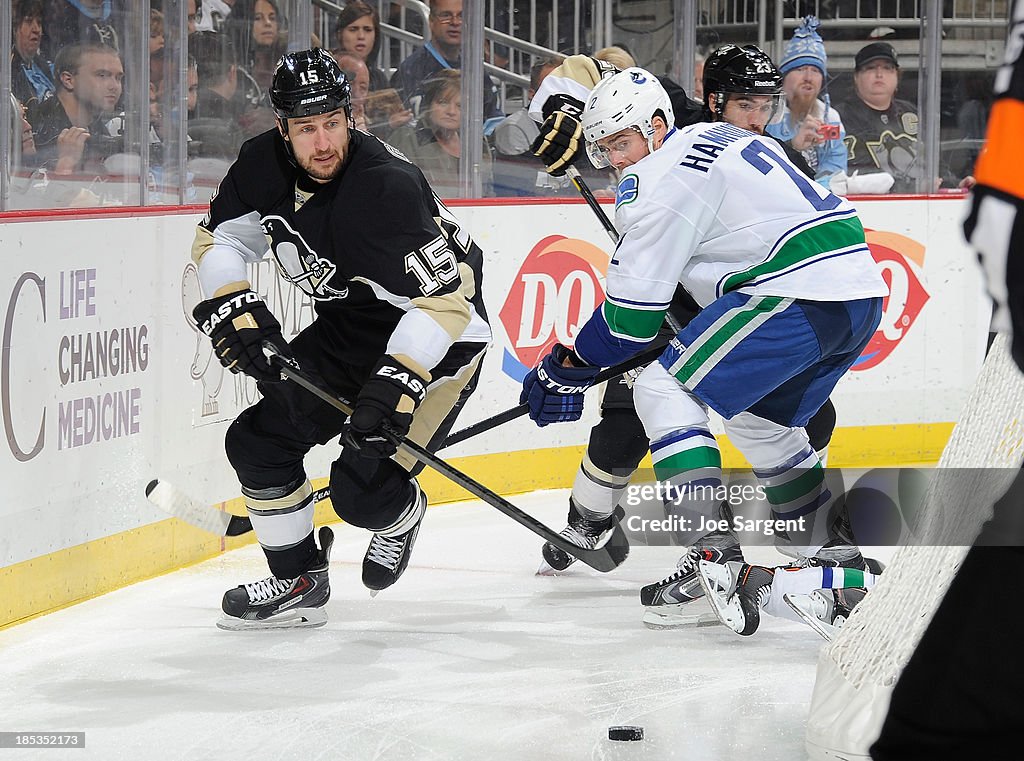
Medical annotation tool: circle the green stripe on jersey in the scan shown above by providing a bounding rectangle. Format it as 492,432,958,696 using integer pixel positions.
603,301,666,341
673,296,785,385
722,215,867,293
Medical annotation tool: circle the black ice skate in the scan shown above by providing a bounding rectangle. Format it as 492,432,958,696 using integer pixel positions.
362,480,427,595
217,525,334,631
537,499,620,575
640,538,743,629
784,587,868,641
697,560,776,636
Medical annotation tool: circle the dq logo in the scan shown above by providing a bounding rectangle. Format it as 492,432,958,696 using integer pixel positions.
499,235,610,382
853,230,929,371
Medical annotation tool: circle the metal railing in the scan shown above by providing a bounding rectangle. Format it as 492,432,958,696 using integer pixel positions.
314,0,572,107
694,0,1009,64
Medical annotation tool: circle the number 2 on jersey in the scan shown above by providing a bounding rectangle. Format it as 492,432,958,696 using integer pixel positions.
741,141,841,212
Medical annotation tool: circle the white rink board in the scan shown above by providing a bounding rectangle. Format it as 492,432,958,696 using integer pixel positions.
0,197,988,568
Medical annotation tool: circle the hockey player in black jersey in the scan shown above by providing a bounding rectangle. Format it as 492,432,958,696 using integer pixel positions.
530,46,864,631
189,49,490,629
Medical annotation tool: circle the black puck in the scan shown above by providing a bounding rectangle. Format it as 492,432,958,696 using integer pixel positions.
608,725,644,741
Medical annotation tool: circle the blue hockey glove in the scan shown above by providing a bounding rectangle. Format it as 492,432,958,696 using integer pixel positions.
520,344,601,426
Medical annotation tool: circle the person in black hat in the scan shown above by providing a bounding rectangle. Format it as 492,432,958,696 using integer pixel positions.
833,41,926,193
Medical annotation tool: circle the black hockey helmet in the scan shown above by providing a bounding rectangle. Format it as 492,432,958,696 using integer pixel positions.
703,44,782,116
270,48,351,121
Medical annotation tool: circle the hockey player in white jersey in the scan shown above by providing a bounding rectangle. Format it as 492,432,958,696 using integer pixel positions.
520,67,888,627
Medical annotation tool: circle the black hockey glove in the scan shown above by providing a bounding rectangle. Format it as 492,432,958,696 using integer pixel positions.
530,93,585,177
192,288,289,383
520,344,600,426
342,356,429,459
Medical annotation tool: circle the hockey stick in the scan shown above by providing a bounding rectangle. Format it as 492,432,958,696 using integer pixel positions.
144,479,332,538
267,349,630,572
564,166,684,334
441,338,668,447
565,166,618,244
147,342,669,538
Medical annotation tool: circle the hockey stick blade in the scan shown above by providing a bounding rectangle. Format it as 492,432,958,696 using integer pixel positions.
145,479,331,537
269,351,630,572
145,478,250,536
441,340,668,448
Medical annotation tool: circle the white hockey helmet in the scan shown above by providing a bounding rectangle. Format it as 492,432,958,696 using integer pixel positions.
582,67,675,168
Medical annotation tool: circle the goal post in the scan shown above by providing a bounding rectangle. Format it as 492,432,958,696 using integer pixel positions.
805,333,1024,760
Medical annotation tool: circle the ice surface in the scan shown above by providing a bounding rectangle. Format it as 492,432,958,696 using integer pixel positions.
0,490,843,761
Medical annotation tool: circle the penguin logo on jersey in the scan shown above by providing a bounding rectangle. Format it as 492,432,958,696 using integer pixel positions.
260,216,349,301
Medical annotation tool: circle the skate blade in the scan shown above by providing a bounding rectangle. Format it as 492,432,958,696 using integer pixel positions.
536,558,575,576
368,589,380,599
216,607,327,631
783,593,838,641
696,560,747,635
642,600,720,630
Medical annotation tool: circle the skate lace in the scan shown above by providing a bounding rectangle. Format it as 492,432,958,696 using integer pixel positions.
245,576,293,603
560,523,600,549
658,548,706,585
366,533,404,571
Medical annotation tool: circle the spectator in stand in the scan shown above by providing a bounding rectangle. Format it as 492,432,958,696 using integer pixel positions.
28,42,124,175
336,52,371,132
332,1,412,136
493,56,564,159
390,0,502,119
150,8,164,54
222,0,283,137
491,55,564,196
11,0,56,109
229,0,287,98
11,93,108,207
834,42,919,192
389,69,493,197
765,16,847,188
43,0,128,52
188,30,244,158
331,1,388,91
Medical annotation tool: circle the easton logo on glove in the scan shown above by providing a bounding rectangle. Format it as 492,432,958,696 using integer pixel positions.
374,363,427,403
198,290,263,336
536,365,593,395
520,343,601,426
343,356,430,459
192,287,290,383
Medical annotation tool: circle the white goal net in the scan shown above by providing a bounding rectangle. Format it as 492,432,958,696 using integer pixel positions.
805,333,1024,760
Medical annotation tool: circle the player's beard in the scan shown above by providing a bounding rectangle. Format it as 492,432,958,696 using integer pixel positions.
298,148,344,182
